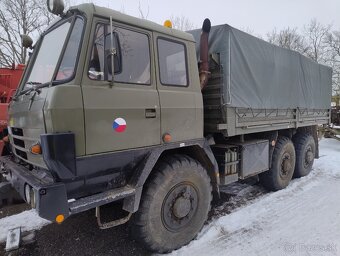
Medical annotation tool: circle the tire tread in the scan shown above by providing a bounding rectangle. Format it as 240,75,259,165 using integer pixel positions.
130,154,212,253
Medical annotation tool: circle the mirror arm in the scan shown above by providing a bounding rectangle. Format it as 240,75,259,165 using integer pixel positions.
110,16,115,86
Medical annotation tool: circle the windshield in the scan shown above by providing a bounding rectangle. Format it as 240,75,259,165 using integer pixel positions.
22,16,84,91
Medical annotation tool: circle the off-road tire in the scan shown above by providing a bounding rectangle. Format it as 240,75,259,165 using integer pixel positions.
260,137,296,191
293,133,315,178
130,155,212,253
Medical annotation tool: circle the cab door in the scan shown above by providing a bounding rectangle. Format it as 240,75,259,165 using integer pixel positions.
153,33,203,142
81,19,160,154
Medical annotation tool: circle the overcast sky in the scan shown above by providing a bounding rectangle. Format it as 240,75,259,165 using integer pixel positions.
71,0,340,35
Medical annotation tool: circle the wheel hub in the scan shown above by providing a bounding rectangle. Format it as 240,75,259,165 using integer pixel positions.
173,197,191,218
283,159,292,173
306,150,314,163
162,183,198,232
280,152,293,178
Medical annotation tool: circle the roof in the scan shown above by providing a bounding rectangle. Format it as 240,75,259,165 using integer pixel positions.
69,3,195,42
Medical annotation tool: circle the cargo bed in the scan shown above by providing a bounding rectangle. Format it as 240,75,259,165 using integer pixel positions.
203,68,330,136
188,25,332,136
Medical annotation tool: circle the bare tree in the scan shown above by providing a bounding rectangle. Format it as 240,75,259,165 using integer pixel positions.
328,31,340,57
303,18,332,63
138,1,149,20
170,15,195,31
327,30,340,94
136,2,195,31
0,0,66,67
267,27,308,53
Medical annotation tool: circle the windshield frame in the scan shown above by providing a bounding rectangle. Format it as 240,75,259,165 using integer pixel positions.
17,12,86,96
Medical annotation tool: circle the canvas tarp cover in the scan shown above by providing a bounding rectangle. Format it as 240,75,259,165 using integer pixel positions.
188,25,332,109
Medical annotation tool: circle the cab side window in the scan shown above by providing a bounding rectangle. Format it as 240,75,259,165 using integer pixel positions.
88,24,151,85
88,24,105,79
157,38,188,86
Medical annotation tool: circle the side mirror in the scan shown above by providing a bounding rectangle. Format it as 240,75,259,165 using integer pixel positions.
105,19,122,84
47,0,65,16
106,48,122,75
21,35,33,49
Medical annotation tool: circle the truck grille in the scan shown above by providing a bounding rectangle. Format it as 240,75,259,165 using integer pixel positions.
15,148,27,159
13,138,25,148
10,127,27,160
11,127,23,136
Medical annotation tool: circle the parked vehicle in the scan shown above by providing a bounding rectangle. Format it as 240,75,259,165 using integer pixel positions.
0,64,25,156
331,96,340,125
0,1,332,253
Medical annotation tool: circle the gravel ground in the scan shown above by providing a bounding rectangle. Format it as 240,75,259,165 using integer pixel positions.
0,179,266,256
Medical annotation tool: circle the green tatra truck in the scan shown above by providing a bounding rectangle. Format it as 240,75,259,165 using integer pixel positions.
0,0,332,253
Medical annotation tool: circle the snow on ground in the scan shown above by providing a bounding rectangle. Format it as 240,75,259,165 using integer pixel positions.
0,209,50,242
168,138,340,256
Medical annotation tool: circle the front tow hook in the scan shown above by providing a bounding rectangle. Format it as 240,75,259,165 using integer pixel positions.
0,163,7,175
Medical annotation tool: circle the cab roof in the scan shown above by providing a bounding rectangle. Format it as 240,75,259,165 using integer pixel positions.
69,3,196,42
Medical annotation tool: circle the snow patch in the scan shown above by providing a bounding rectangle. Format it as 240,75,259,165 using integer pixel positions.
0,209,50,242
315,138,340,178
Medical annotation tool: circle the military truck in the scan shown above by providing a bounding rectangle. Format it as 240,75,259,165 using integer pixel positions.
0,0,332,253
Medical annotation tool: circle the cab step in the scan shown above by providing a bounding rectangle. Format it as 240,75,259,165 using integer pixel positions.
95,206,132,229
69,186,136,214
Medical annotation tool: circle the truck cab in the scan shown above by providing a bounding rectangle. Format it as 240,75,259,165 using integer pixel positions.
10,4,202,160
6,2,206,195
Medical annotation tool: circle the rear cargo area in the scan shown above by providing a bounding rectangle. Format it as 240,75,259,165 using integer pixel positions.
188,25,332,136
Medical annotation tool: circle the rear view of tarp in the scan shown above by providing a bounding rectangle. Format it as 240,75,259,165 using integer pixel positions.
188,25,332,109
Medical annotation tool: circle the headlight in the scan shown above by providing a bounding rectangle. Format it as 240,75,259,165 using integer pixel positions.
24,184,36,208
24,184,31,204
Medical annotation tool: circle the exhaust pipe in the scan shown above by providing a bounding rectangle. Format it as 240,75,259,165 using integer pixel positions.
199,18,211,90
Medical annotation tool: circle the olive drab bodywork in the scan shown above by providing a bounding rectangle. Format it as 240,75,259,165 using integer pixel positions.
0,2,331,253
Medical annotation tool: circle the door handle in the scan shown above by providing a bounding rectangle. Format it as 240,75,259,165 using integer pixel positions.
145,108,156,118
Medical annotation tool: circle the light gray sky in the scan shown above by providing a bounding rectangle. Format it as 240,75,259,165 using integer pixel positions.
71,0,340,35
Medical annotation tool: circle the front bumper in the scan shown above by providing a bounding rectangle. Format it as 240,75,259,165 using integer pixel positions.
0,156,69,221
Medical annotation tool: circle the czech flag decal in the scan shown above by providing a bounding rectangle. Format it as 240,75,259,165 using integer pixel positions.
113,117,127,133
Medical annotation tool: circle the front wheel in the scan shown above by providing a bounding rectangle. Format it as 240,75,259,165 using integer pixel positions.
130,155,212,253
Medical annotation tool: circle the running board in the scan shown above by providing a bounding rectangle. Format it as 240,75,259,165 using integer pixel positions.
69,186,136,214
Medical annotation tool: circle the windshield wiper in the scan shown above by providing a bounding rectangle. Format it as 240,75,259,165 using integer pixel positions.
26,81,42,86
13,82,48,100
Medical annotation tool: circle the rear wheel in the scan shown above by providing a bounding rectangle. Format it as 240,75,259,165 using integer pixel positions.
130,155,212,253
260,137,296,191
293,133,315,178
